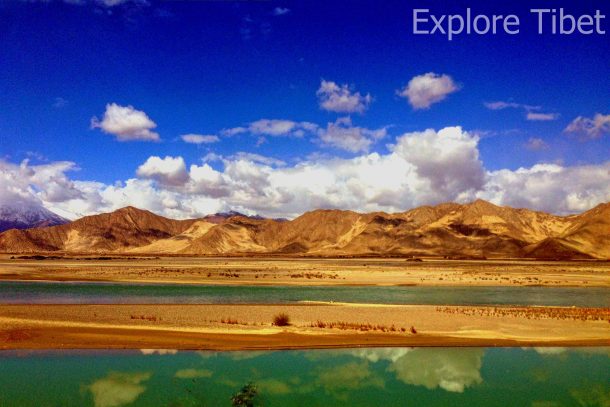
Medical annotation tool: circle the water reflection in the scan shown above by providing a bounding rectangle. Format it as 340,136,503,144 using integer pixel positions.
87,371,151,407
315,361,385,400
174,368,213,379
0,347,608,406
387,348,483,393
140,349,177,355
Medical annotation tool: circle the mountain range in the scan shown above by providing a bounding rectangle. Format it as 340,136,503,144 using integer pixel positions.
0,200,608,259
0,204,68,232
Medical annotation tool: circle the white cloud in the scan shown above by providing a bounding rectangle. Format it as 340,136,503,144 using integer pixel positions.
0,160,82,209
398,72,459,110
230,152,286,167
478,163,610,214
316,80,372,114
3,127,608,221
484,101,540,111
91,103,160,142
564,113,610,140
485,101,559,122
527,112,559,121
224,119,318,138
272,7,290,16
317,117,386,153
524,137,549,151
224,117,385,153
136,156,189,186
53,97,68,108
181,134,220,144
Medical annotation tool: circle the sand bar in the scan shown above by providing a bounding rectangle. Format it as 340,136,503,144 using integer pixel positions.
1,304,608,350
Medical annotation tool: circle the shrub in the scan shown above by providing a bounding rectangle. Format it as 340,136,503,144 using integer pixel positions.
273,313,290,326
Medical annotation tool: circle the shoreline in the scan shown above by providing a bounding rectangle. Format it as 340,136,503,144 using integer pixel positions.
3,277,610,288
1,257,609,287
2,304,608,350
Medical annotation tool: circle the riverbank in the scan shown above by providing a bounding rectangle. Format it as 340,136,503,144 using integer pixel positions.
1,304,608,350
1,257,609,287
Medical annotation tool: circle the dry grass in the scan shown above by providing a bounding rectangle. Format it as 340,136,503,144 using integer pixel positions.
310,320,407,333
130,315,159,322
435,306,610,322
220,317,239,325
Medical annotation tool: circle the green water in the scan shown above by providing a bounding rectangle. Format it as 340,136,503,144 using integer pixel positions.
1,281,609,307
0,348,608,406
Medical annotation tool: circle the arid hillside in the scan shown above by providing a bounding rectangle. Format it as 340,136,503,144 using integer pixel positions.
1,200,608,259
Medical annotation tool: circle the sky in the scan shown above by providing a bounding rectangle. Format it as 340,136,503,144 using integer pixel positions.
0,0,609,219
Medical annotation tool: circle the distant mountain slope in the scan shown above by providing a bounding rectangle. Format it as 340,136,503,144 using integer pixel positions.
0,206,195,253
0,204,68,232
0,201,608,259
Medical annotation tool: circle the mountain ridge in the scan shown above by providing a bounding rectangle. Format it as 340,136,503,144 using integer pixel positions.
1,201,608,259
0,204,68,232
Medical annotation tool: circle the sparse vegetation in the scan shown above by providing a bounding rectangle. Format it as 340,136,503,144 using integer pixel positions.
231,382,259,407
310,320,403,333
220,317,239,325
130,315,159,322
273,313,290,326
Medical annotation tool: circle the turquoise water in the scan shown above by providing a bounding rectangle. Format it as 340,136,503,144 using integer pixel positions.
0,281,609,307
0,347,608,406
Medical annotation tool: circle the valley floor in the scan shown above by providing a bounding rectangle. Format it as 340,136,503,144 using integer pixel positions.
1,256,608,350
0,256,609,287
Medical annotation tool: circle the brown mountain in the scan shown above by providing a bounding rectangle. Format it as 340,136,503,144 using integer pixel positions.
0,201,608,259
0,206,196,253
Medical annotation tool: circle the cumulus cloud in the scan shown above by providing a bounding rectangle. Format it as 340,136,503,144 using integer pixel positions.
91,103,160,142
527,112,559,121
3,127,608,221
136,156,189,186
181,134,219,144
398,72,458,110
0,160,82,210
564,113,610,140
316,80,372,114
317,117,386,153
88,371,151,407
224,119,318,138
393,127,485,202
524,137,549,151
478,162,610,214
224,117,386,153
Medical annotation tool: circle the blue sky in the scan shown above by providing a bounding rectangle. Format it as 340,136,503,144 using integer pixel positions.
0,0,609,218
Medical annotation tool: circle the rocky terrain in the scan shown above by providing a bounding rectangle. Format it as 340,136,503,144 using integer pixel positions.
0,200,608,259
